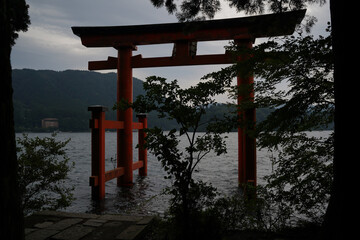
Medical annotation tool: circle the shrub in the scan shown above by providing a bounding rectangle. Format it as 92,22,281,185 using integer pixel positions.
17,133,74,215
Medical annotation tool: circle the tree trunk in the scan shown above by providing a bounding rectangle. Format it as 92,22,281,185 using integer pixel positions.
0,0,25,238
322,1,351,238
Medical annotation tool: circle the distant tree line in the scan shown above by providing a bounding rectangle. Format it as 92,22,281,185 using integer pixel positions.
13,69,141,132
13,69,277,132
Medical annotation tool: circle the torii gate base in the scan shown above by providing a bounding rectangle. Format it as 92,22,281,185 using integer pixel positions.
88,105,147,200
72,10,305,201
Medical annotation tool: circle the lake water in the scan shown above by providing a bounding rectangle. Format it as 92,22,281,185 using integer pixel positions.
16,131,331,216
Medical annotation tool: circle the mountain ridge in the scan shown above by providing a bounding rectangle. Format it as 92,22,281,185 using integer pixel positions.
13,69,145,131
12,69,270,132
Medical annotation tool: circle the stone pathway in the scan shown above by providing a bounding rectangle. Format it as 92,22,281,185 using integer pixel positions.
25,211,154,240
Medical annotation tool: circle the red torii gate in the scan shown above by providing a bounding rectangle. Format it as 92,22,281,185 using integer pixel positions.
72,10,305,200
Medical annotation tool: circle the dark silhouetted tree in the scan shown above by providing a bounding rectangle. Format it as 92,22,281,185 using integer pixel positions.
0,0,30,239
150,0,326,21
150,0,346,237
125,75,232,239
204,26,334,223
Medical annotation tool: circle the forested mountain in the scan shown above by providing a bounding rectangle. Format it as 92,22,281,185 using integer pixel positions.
13,69,271,132
13,69,144,131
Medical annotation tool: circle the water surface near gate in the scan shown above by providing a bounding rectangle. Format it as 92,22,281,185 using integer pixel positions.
17,131,331,216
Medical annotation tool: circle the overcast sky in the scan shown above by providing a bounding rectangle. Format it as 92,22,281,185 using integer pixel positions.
11,0,331,96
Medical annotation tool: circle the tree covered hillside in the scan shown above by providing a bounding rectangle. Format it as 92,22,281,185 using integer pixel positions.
13,69,144,131
13,69,271,132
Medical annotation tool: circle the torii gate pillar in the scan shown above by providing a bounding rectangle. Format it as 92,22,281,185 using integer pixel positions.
236,39,256,188
116,45,135,187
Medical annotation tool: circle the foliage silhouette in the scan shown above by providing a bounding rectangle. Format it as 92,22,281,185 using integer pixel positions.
17,133,74,216
123,75,233,239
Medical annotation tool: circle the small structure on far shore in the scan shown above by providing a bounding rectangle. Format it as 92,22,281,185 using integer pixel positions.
41,118,59,129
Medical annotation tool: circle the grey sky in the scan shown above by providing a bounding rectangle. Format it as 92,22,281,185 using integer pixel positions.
11,0,330,96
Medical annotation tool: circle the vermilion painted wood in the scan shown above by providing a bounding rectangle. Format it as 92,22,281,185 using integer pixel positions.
117,47,134,188
88,106,148,199
79,11,306,200
236,40,257,188
137,114,148,177
88,106,107,200
72,10,306,47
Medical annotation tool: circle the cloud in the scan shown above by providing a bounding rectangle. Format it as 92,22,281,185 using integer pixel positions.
12,0,330,90
12,0,178,70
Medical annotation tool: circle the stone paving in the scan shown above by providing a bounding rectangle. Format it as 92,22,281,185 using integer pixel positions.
25,211,154,240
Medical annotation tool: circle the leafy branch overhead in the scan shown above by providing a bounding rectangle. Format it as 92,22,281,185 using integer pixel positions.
150,0,326,21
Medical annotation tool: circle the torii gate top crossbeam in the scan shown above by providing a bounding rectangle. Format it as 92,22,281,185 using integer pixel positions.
72,10,305,48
